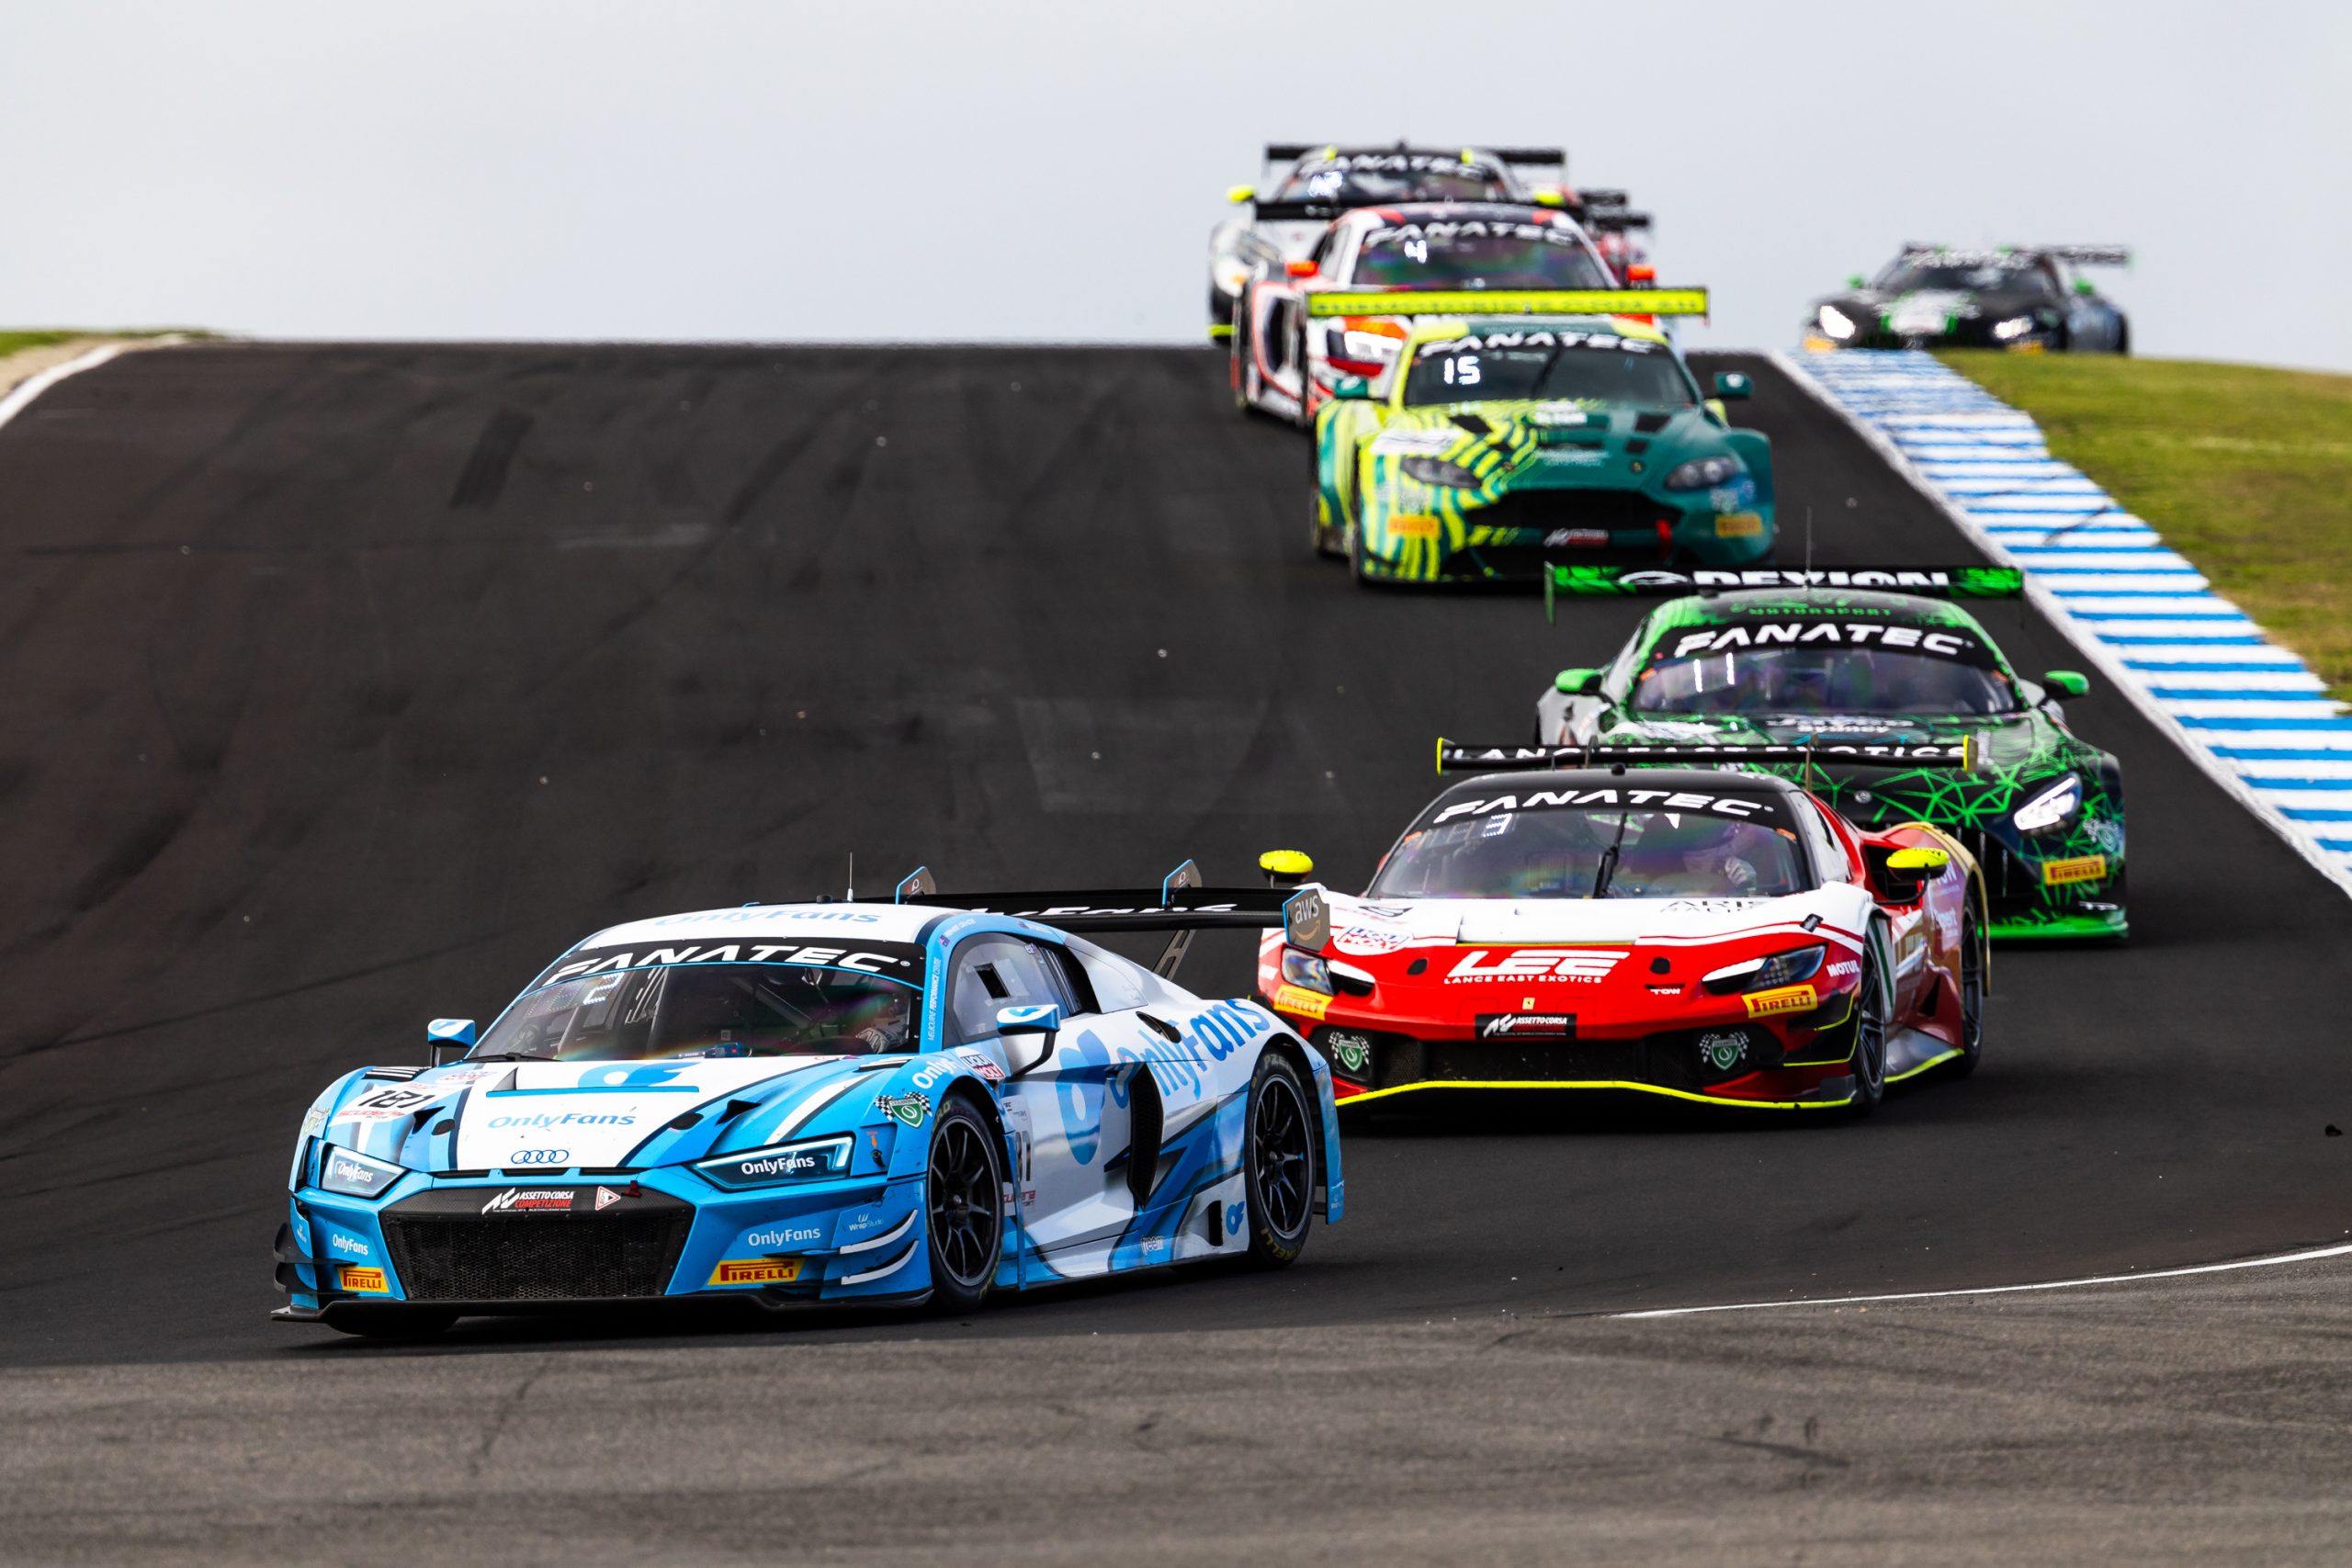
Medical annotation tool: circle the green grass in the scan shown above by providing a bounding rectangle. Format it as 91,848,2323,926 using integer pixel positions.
1938,351,2352,701
0,330,85,357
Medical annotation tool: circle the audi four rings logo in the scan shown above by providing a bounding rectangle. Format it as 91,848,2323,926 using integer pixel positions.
508,1148,571,1166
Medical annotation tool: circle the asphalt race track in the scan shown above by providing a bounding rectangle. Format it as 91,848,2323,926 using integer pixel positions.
5,344,2351,1560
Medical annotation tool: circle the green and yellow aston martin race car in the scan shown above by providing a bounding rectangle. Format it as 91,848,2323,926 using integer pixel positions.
1311,309,1771,584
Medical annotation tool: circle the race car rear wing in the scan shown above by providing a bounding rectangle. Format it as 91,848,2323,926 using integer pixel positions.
892,863,1329,977
1434,739,1978,773
1583,209,1652,233
1543,564,2025,618
1249,198,1344,224
2049,246,2132,266
1305,288,1709,319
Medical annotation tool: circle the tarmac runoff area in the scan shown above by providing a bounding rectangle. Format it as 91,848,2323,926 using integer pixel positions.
2,342,2349,1562
5,1257,2351,1566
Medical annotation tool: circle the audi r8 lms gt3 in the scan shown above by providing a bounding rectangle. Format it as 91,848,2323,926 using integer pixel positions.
1254,759,1985,1113
1531,570,2126,940
1804,244,2132,353
274,876,1342,1337
1312,312,1767,584
1207,143,1561,339
1234,200,1629,424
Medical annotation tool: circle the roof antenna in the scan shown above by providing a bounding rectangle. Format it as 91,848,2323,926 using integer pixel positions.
845,852,854,903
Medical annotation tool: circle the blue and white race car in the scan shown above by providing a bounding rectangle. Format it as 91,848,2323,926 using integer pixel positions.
274,868,1342,1337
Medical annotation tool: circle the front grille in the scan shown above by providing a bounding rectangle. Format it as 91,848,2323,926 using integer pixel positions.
1375,1036,1695,1092
1476,488,1676,535
1949,826,2033,918
384,1213,690,1302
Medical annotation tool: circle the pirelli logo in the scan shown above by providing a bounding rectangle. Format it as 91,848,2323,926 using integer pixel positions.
1742,984,1818,1020
1306,288,1710,319
335,1266,389,1293
1390,514,1442,540
709,1258,804,1287
1713,513,1765,537
1271,985,1333,1022
2041,854,2108,886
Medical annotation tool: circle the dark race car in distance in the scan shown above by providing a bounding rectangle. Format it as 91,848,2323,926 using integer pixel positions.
1804,244,2130,354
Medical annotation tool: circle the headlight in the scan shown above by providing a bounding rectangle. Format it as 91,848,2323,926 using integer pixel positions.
1400,456,1483,489
1701,946,1826,996
1992,315,2038,341
2013,775,2083,836
695,1134,856,1190
318,1145,405,1199
1664,455,1743,491
1280,948,1334,995
1817,304,1857,340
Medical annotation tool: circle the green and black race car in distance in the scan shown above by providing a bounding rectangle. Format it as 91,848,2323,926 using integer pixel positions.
1312,311,1770,585
1528,569,2125,940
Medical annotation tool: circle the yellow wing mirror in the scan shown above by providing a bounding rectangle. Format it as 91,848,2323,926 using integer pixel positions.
1259,850,1315,888
1885,846,1951,873
1225,184,1256,204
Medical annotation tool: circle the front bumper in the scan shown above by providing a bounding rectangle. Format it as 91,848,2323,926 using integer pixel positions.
275,1165,932,1321
1356,486,1775,583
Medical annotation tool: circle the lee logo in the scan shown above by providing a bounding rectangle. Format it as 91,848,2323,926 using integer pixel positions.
1447,949,1623,985
335,1266,388,1293
2041,854,2107,886
1743,985,1818,1020
709,1258,803,1287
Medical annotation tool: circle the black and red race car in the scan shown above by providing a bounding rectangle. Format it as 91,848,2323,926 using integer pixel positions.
1254,750,1988,1115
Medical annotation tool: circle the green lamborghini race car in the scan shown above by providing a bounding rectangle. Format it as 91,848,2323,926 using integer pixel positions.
1521,570,2125,940
1311,312,1771,584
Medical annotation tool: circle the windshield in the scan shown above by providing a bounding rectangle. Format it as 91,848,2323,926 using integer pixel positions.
1404,338,1694,407
1370,800,1808,900
1275,161,1508,204
1352,224,1610,289
1877,260,2056,298
1634,645,2019,716
472,945,923,1062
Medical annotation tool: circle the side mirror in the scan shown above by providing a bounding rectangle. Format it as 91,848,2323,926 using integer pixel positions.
1846,274,1867,289
1532,189,1566,208
1711,371,1753,400
426,1017,475,1066
2042,670,2090,698
2073,277,2096,296
1260,850,1315,889
996,1003,1062,1077
1285,258,1318,278
1225,184,1255,205
1885,845,1950,874
1625,264,1657,285
1555,667,1604,695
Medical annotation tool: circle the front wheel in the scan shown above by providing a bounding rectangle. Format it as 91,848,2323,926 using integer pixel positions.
1243,1053,1317,1267
1947,910,1984,1079
923,1097,1004,1311
1842,924,1892,1118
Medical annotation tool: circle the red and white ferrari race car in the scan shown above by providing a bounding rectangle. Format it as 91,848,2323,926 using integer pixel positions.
1254,749,1988,1114
1230,200,1704,425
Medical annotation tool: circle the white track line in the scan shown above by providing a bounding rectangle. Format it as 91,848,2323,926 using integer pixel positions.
1616,1241,2352,1318
0,343,130,434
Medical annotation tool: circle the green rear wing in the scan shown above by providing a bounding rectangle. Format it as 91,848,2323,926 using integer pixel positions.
1305,288,1708,320
1544,564,2024,621
1434,739,1978,773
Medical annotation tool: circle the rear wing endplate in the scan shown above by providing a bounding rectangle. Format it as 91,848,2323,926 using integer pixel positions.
1435,739,1977,773
893,862,1329,978
1305,288,1708,319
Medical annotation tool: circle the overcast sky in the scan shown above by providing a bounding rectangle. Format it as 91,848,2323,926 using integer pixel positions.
6,1,2347,369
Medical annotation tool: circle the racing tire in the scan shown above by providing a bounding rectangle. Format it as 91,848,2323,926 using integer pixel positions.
1947,909,1984,1079
1841,922,1892,1119
922,1095,1004,1312
1242,1051,1317,1269
328,1307,457,1341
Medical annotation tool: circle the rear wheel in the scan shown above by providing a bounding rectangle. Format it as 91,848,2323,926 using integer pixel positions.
1243,1053,1316,1268
923,1097,1003,1311
1842,924,1891,1118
